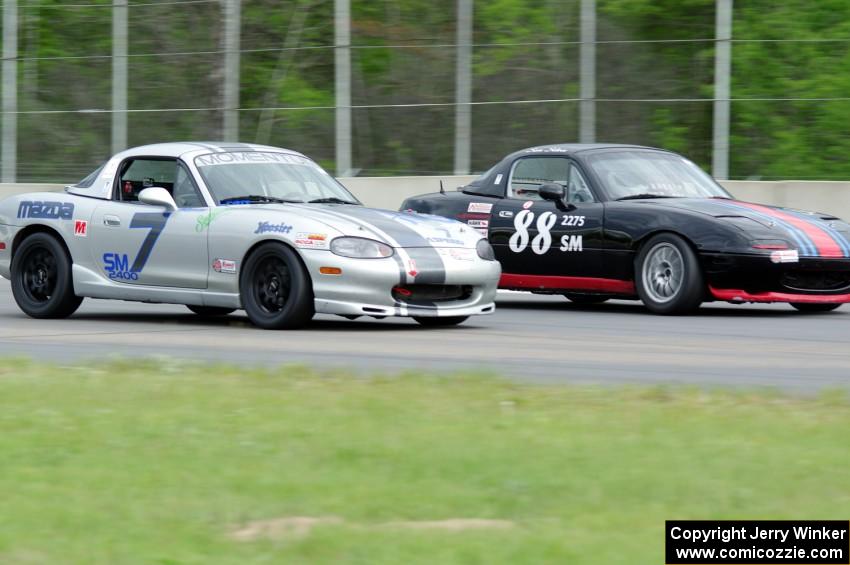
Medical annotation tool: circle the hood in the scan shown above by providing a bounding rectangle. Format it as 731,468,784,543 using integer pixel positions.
639,197,850,258
251,204,481,248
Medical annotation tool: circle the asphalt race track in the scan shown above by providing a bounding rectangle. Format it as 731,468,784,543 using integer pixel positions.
1,277,848,392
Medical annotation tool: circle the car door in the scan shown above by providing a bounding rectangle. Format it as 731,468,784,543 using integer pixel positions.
88,157,210,289
489,155,604,280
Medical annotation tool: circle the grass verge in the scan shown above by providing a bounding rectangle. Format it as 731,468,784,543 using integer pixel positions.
0,359,848,564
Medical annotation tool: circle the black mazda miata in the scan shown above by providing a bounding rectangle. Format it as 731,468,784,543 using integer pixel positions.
400,144,850,314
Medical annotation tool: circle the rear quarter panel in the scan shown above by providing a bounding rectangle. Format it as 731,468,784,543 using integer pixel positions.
0,192,101,279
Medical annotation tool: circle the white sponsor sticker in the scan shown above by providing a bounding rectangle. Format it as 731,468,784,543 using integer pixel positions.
213,258,237,274
295,232,329,249
468,202,493,214
770,250,799,263
499,210,514,218
494,174,503,184
467,219,489,228
437,248,475,261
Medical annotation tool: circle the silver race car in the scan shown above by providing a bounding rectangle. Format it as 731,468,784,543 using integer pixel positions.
0,142,499,329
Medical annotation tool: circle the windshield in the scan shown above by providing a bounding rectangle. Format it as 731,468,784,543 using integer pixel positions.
586,150,730,200
194,151,360,205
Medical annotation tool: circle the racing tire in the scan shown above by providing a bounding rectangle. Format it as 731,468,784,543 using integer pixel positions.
240,242,314,329
563,293,610,305
11,232,83,319
790,302,842,313
186,305,236,317
413,316,469,327
635,233,704,315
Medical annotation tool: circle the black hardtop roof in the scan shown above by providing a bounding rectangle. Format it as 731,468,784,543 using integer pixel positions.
502,143,668,161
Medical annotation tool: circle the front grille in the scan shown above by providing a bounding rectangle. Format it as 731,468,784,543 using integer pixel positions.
781,270,850,292
392,284,472,304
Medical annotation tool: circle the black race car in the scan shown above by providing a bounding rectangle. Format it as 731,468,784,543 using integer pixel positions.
400,144,850,314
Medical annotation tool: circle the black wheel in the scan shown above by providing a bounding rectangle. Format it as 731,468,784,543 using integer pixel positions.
239,242,314,329
11,232,83,319
413,316,469,327
635,233,704,315
791,302,842,313
563,293,610,305
186,305,236,317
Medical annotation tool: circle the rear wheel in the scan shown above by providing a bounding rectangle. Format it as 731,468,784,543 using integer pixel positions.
11,232,83,319
413,316,469,327
240,242,314,329
790,302,842,313
186,305,235,317
635,233,704,315
563,293,609,305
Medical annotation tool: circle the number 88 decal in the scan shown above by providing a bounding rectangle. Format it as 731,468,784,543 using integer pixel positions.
509,210,558,255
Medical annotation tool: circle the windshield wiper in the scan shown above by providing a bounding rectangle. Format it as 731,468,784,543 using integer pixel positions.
615,193,679,201
307,197,359,205
220,195,302,204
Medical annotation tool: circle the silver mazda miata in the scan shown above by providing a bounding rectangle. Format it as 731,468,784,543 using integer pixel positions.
0,142,500,329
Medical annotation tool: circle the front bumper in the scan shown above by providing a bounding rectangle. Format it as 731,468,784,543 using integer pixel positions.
301,247,501,318
702,252,850,302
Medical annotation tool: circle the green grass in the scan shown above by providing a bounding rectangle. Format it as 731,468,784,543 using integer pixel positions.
0,359,848,564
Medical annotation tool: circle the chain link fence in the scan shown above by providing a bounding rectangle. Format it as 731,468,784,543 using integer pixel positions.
2,0,850,183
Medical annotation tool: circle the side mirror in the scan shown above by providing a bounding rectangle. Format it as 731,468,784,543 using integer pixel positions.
538,183,565,202
538,182,576,211
138,187,177,211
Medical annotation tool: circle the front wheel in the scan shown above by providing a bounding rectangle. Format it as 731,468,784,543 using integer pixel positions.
791,302,842,313
11,232,83,319
240,242,314,329
635,233,704,315
186,305,236,317
413,316,469,327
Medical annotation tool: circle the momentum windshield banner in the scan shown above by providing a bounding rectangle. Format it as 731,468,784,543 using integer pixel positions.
665,520,849,564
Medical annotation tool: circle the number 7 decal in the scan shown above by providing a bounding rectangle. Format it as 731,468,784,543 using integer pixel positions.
129,212,171,272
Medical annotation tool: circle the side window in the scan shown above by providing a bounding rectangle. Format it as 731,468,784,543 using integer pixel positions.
115,158,204,208
566,164,595,204
172,164,205,208
116,158,177,202
508,157,570,200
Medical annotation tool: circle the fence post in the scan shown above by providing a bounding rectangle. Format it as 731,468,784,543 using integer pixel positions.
712,0,732,179
112,0,128,154
334,0,352,176
453,0,472,175
579,0,595,143
223,0,241,141
2,0,18,182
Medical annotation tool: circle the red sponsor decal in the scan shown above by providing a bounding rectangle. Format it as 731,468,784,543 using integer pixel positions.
731,201,843,258
499,273,635,294
407,258,418,278
73,220,88,237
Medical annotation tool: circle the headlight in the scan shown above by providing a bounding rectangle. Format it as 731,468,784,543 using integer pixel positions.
476,238,496,261
330,237,394,259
